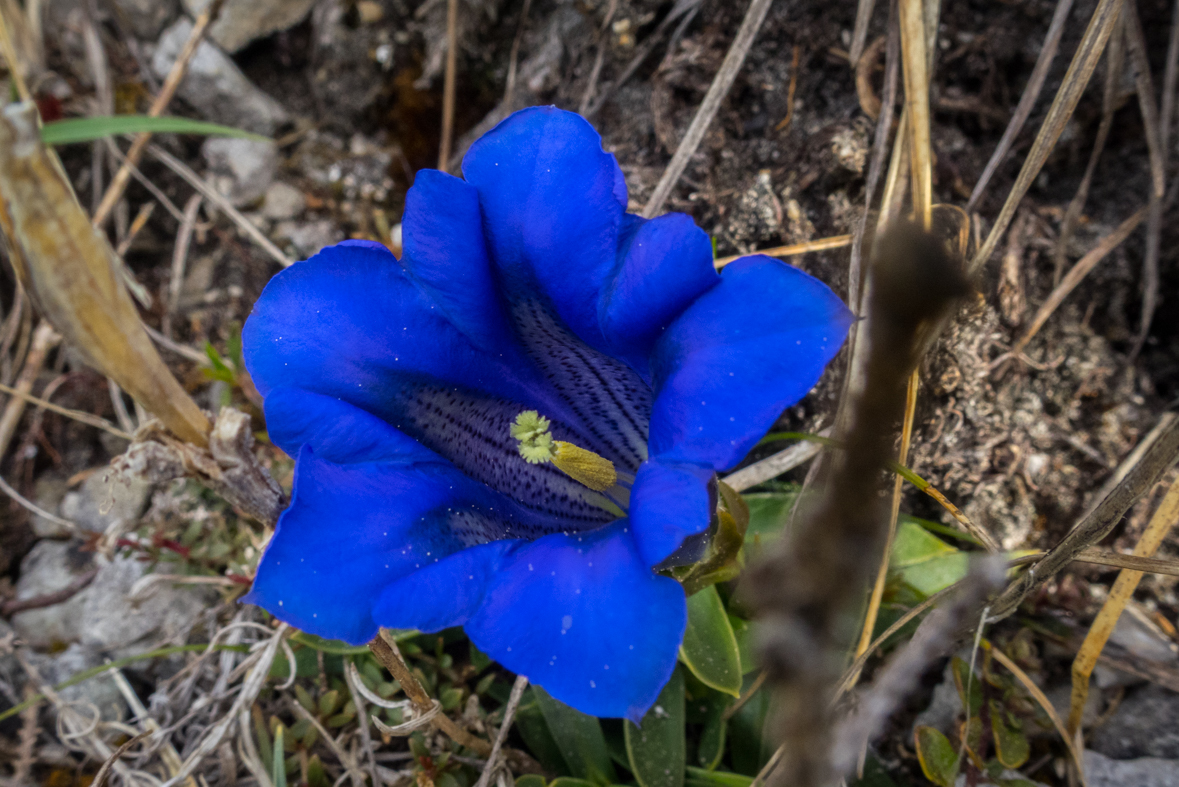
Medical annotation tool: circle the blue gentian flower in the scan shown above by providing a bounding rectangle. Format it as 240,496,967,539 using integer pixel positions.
242,106,852,722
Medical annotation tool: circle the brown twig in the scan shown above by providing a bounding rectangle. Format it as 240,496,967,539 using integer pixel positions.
988,413,1179,622
854,36,887,120
91,0,228,227
92,731,152,787
163,194,202,339
368,630,493,756
641,0,775,217
746,225,969,787
713,234,853,267
1051,15,1124,286
474,675,529,787
1131,0,1179,357
2,567,96,616
1013,205,1148,355
438,0,458,171
775,45,804,131
0,321,60,461
969,0,1125,277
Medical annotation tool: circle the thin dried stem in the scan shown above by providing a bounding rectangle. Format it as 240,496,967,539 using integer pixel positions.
970,0,1126,277
1014,205,1148,354
967,0,1077,211
1067,475,1179,736
849,0,878,65
714,234,852,267
92,0,227,227
438,0,458,170
898,0,932,227
0,0,31,102
474,675,528,787
642,0,774,217
369,630,493,756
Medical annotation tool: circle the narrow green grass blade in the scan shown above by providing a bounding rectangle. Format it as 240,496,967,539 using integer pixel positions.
40,115,268,146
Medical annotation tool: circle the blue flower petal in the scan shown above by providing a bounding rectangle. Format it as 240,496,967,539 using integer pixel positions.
400,169,509,350
245,448,553,645
243,241,538,406
464,520,686,722
372,541,515,632
629,460,716,568
649,256,854,470
462,106,623,350
602,213,720,377
264,387,440,465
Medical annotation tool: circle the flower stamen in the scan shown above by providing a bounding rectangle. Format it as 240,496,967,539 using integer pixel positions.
512,410,618,492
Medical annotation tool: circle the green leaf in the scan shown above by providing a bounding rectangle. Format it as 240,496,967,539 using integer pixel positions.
990,701,1030,769
625,667,685,787
891,520,970,598
726,674,773,776
680,586,742,696
516,693,570,776
728,616,757,675
307,754,329,787
534,686,617,786
271,725,288,787
913,726,959,787
743,492,799,541
695,692,729,770
891,520,957,567
515,776,547,787
550,780,597,787
951,656,984,717
40,115,268,146
252,705,272,774
684,767,752,787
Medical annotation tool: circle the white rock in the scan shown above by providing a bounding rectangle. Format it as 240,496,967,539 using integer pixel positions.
10,541,94,648
262,182,306,221
109,0,179,39
274,219,342,259
30,472,71,538
58,470,153,538
202,137,279,207
79,553,214,657
184,0,318,53
1085,750,1179,787
25,644,128,722
151,18,290,135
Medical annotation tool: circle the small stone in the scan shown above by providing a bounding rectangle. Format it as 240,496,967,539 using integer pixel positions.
59,470,153,539
29,472,71,539
202,137,279,207
151,19,291,135
1085,750,1179,787
25,644,128,722
262,182,306,221
109,0,179,39
1094,608,1179,688
184,0,318,53
9,541,95,649
274,219,342,259
79,554,214,659
1090,685,1179,759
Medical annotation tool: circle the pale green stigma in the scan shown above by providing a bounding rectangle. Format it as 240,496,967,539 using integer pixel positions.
512,410,556,464
511,410,618,492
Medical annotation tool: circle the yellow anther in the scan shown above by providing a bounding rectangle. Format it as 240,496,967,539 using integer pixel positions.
552,441,618,492
511,410,618,492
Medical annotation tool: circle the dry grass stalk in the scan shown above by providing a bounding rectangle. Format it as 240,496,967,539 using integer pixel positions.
438,0,458,170
898,0,932,227
641,0,775,217
1067,475,1179,736
1013,205,1148,354
967,0,1077,211
370,629,494,756
989,414,1179,621
986,643,1087,783
969,0,1126,277
713,234,852,267
0,320,59,458
0,103,210,445
91,0,227,227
